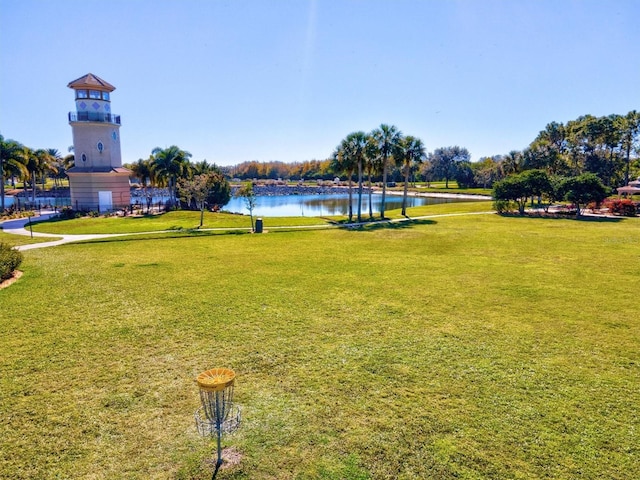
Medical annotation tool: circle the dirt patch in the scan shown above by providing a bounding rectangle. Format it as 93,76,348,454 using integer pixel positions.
0,270,23,290
203,446,243,471
220,446,243,469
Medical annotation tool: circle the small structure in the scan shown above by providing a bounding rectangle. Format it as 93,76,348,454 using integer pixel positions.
66,74,131,211
616,178,640,197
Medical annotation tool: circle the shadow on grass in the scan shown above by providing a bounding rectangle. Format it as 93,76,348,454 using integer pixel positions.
68,229,250,246
342,218,437,232
499,213,625,223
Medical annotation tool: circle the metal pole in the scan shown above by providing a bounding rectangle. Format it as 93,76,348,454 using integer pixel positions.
212,390,223,479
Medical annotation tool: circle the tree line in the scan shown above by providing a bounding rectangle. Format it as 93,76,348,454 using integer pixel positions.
0,134,72,210
3,110,637,215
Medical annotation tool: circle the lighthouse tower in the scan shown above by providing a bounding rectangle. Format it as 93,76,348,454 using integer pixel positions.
67,73,130,211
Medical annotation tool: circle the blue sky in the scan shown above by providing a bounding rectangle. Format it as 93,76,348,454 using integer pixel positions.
1,0,638,166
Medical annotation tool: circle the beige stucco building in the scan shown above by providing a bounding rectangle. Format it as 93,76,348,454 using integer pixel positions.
67,73,130,211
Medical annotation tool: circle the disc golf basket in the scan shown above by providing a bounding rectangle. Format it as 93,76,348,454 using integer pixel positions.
195,368,241,478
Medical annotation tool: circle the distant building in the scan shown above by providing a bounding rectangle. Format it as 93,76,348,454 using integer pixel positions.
66,73,130,211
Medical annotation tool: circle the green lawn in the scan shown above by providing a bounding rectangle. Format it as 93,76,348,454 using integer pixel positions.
1,210,639,479
30,210,335,235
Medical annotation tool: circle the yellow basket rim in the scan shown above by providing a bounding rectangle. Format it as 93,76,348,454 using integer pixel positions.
196,367,236,391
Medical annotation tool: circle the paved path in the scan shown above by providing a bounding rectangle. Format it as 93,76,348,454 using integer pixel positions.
2,210,496,251
1,212,176,251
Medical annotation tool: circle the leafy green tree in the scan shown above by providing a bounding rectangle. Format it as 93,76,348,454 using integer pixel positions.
150,145,192,205
429,146,470,188
493,173,532,214
394,135,426,216
177,172,230,227
520,169,552,207
472,157,503,188
619,110,640,185
454,161,476,188
236,182,257,232
371,124,402,218
561,173,608,216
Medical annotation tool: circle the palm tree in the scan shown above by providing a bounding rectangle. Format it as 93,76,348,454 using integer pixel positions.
364,135,382,219
0,135,28,210
394,136,426,216
371,124,402,219
193,159,217,176
150,146,192,205
46,149,63,188
24,149,55,203
343,132,367,222
129,157,153,213
331,138,358,222
501,150,524,176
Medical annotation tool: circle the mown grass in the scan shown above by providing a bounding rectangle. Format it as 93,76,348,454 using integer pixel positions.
1,211,639,479
30,202,494,236
30,211,336,235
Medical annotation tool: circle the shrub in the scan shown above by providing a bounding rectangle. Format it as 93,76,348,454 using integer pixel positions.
605,199,637,217
0,242,23,282
494,199,516,213
58,207,81,220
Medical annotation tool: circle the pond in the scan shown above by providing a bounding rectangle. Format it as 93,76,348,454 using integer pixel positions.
223,193,478,217
2,193,482,217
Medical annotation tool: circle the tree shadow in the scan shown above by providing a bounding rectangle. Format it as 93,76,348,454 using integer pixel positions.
341,218,437,232
498,213,625,223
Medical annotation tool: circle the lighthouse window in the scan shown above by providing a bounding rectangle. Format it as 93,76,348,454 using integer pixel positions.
97,141,104,153
89,90,101,99
76,89,88,99
102,92,110,101
81,153,87,162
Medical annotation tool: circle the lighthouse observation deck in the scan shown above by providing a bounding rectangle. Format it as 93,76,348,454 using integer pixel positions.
68,111,121,124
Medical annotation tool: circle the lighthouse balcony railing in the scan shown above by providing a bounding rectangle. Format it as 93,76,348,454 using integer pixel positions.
68,112,121,124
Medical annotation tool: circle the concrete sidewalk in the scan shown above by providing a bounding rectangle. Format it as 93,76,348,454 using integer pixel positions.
1,211,150,251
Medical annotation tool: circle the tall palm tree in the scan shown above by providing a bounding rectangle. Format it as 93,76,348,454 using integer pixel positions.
46,149,63,188
129,157,153,212
25,149,55,202
371,124,402,219
501,150,524,177
150,146,192,205
193,159,217,176
344,131,367,222
331,138,357,222
394,135,426,216
364,135,382,219
0,135,28,210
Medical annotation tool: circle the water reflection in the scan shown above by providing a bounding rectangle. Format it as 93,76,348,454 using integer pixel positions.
225,193,467,217
2,193,477,217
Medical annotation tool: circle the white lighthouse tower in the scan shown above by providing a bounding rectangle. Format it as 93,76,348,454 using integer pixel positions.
66,73,130,211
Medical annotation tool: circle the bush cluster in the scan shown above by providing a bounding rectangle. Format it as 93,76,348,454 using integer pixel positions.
605,199,638,217
0,242,23,282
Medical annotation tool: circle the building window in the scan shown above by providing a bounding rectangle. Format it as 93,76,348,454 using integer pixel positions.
89,90,101,99
76,90,88,99
102,92,110,101
81,153,87,162
97,142,104,153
